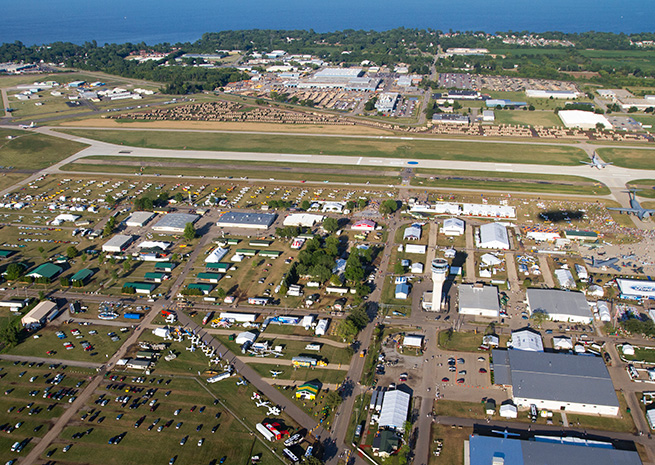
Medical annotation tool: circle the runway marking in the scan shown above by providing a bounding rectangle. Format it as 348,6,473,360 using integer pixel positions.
357,157,363,165
276,159,309,163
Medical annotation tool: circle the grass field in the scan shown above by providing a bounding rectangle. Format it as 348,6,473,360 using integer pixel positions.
58,129,587,165
412,169,609,195
596,147,655,170
430,424,472,465
248,363,348,385
493,109,562,127
437,331,509,353
627,179,655,198
62,156,403,185
0,129,87,171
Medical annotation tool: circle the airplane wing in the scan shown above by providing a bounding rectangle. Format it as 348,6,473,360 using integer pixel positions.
579,161,593,165
609,264,622,272
607,207,641,214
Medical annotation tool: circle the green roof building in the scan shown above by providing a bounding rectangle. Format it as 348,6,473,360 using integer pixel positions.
236,248,257,256
188,283,214,295
0,250,14,258
205,262,230,272
124,282,157,294
197,272,222,283
564,230,599,241
259,250,282,258
249,240,272,247
27,263,63,280
70,268,94,283
144,272,167,283
154,262,176,272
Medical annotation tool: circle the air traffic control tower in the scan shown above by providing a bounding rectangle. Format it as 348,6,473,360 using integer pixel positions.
430,258,449,311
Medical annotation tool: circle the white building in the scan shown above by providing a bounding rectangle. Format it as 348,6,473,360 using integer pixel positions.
205,247,229,263
403,334,424,348
558,110,612,130
315,319,330,336
235,331,257,345
555,269,576,289
283,213,325,227
102,234,133,253
526,89,581,99
21,301,57,327
458,284,500,318
478,223,510,249
553,335,573,350
375,92,400,113
442,218,465,236
126,211,155,227
575,263,588,280
509,328,544,352
405,244,426,254
378,390,411,431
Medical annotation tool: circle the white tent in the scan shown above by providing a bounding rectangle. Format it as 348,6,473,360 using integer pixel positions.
597,301,611,322
553,336,573,350
235,331,257,345
205,247,229,263
588,285,605,298
378,390,411,431
403,335,423,348
410,262,424,274
152,327,171,338
509,329,544,352
555,269,575,289
499,404,518,419
480,253,502,266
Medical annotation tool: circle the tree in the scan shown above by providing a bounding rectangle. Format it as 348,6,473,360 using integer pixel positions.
122,260,131,274
174,192,185,202
628,106,639,113
325,390,343,410
6,263,24,280
80,253,87,263
66,246,79,259
215,287,227,299
453,100,462,110
358,198,368,209
60,277,70,287
323,217,338,233
528,104,535,111
184,222,197,241
379,199,399,215
38,291,45,301
105,194,114,204
103,217,116,237
301,199,311,211
595,122,606,131
305,457,324,465
0,324,20,348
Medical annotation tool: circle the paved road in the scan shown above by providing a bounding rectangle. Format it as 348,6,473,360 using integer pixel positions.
0,354,102,369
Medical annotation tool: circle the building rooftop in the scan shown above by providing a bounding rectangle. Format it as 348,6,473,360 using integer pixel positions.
526,289,591,320
492,349,619,408
216,211,277,228
459,284,499,312
151,213,200,232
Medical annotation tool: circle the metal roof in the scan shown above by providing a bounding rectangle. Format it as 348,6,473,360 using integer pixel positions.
458,284,499,313
151,213,200,232
70,268,94,282
28,263,63,279
216,211,277,228
491,349,619,408
526,289,592,320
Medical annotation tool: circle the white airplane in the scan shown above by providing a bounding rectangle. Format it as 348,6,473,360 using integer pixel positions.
580,153,613,169
270,370,283,377
186,346,196,352
236,378,248,386
267,406,281,416
255,400,270,408
19,122,35,129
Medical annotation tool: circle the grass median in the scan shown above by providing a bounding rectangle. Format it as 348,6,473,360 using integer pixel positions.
58,128,586,165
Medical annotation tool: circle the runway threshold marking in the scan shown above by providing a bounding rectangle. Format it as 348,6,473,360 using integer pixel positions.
357,157,363,165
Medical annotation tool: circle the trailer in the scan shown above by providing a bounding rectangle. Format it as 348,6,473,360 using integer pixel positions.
256,423,275,441
207,371,232,383
123,312,143,320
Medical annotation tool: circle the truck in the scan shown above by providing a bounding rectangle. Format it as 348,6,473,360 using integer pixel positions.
256,423,275,442
123,313,143,320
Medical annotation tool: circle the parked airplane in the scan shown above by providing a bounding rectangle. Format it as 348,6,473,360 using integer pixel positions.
607,189,655,220
584,256,621,272
580,153,613,169
269,370,283,377
19,122,35,129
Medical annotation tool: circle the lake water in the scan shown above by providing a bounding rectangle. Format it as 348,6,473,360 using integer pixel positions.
3,0,654,46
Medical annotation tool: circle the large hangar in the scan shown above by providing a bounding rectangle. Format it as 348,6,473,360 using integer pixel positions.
217,211,277,230
558,110,613,130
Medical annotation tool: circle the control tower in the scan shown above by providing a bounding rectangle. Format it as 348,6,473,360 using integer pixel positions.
430,258,449,311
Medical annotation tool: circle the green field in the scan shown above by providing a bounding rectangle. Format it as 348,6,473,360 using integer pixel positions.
493,109,562,127
62,156,403,185
596,147,655,170
0,129,87,170
627,179,655,198
58,129,587,165
412,168,609,195
248,363,348,385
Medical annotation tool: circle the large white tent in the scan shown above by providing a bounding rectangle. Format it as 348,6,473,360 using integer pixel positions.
478,223,510,249
558,110,612,130
378,390,411,431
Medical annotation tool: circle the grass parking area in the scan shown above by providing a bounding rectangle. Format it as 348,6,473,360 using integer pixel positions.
596,147,655,170
0,359,96,461
437,331,509,353
492,110,562,127
3,323,133,363
43,374,282,465
412,169,609,196
430,424,472,465
58,128,587,165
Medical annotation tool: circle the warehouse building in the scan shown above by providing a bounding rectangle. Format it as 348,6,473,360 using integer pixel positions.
21,301,58,327
492,349,619,416
442,218,465,236
526,289,592,323
432,114,470,125
458,284,500,318
477,223,510,249
282,213,324,227
102,235,134,253
151,213,200,233
526,89,581,99
126,211,155,228
558,110,612,130
466,433,642,465
216,211,277,230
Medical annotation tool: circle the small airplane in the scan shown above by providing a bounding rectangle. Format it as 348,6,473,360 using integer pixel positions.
607,189,655,220
269,370,283,377
236,378,248,386
584,256,621,272
255,400,270,408
580,153,613,169
267,406,281,416
19,122,35,129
